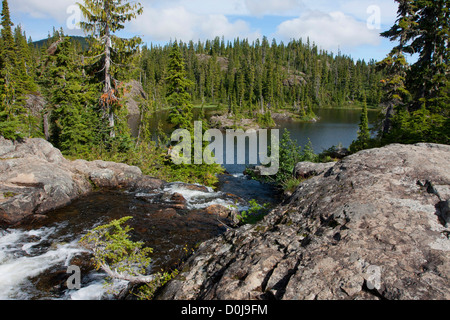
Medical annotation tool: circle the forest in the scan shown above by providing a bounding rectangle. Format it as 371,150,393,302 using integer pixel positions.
0,0,449,301
0,0,449,187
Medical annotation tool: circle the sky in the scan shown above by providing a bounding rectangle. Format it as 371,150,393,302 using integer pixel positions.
8,0,402,62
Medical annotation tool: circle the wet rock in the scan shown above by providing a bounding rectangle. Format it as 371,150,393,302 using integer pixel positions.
170,193,187,204
160,192,187,209
0,137,165,225
205,204,237,220
131,176,166,192
159,143,450,300
166,182,210,193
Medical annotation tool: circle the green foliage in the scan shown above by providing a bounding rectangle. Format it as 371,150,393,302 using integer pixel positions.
274,129,317,185
386,103,449,144
349,97,371,153
166,41,194,130
379,0,449,145
78,0,143,138
256,111,276,127
138,38,384,122
80,216,152,277
80,216,178,299
134,269,178,300
0,0,37,140
281,177,305,194
237,199,270,225
39,37,101,155
249,129,318,190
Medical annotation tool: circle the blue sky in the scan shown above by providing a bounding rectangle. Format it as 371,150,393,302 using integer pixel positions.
8,0,402,62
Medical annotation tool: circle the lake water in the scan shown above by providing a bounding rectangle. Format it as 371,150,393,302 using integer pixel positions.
0,107,380,300
277,108,379,153
129,107,380,175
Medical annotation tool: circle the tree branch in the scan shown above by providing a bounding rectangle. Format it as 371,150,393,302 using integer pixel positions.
100,262,156,285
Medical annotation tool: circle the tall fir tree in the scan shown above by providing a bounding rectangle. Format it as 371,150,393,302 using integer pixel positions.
380,0,449,144
0,0,30,139
40,37,100,155
166,41,194,130
350,96,371,153
14,25,38,94
78,0,143,138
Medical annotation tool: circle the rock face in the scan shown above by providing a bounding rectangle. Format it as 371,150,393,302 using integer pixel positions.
0,137,165,226
293,161,335,179
159,143,450,300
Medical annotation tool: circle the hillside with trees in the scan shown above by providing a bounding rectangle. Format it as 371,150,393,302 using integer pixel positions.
138,36,385,123
0,0,448,186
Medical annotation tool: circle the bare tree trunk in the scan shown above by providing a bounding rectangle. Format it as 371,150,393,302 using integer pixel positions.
43,112,50,140
100,263,156,285
103,1,115,138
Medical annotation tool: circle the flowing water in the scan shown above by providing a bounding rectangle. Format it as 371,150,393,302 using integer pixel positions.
0,107,379,300
0,182,275,300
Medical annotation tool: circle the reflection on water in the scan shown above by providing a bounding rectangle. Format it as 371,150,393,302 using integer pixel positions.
276,108,379,153
129,107,380,170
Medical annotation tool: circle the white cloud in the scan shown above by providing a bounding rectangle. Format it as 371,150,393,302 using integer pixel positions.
11,0,77,22
301,0,398,26
275,10,381,51
243,0,303,16
8,0,395,56
130,5,260,42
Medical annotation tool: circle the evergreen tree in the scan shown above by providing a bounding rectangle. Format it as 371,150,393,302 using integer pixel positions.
78,0,143,138
166,41,194,130
350,96,371,152
376,52,411,135
40,37,100,155
1,0,14,57
14,25,37,93
0,0,30,139
138,37,383,123
381,0,449,113
380,0,449,144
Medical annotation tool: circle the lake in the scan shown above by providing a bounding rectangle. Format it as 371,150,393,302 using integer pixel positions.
129,107,380,174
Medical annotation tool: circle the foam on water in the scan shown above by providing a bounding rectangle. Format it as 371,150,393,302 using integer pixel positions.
66,274,128,300
0,227,88,299
163,182,247,211
0,227,119,300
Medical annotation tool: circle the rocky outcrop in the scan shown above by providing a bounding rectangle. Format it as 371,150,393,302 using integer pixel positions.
123,80,147,116
159,143,450,300
293,161,335,180
0,137,165,226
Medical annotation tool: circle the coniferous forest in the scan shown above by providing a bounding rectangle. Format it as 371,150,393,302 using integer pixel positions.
0,0,449,187
0,0,449,302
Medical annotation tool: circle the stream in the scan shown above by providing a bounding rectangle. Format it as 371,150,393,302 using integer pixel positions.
0,108,378,300
0,177,278,300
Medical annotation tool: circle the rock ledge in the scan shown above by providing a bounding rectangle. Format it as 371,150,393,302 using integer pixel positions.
0,137,165,226
159,143,450,300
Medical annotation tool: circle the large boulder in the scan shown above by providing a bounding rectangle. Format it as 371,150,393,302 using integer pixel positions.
0,137,165,225
158,143,450,300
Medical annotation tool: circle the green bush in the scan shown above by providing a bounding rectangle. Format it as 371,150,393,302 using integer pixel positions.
237,199,270,225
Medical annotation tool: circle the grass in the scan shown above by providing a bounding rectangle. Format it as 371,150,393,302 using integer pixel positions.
281,177,306,194
3,192,18,198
